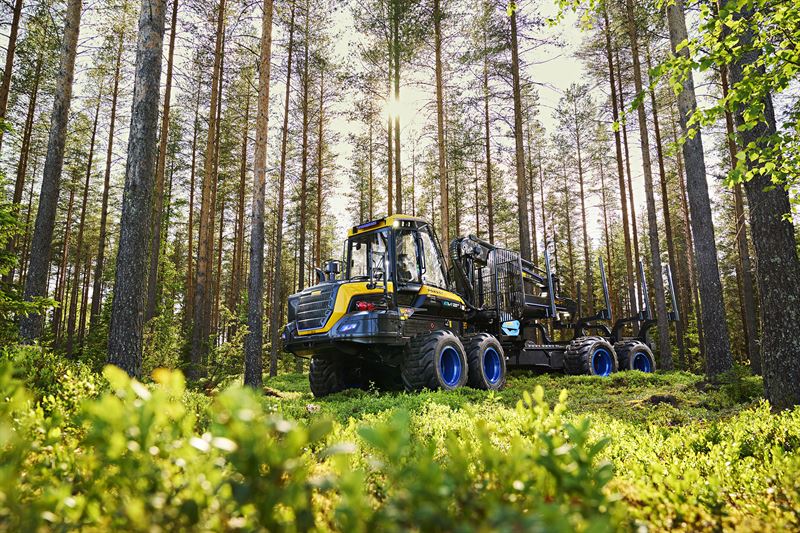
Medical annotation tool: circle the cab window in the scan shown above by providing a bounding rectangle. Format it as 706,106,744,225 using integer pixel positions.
395,230,421,284
419,227,447,288
347,230,389,280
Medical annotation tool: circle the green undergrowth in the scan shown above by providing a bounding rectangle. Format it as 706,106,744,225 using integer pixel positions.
1,345,798,531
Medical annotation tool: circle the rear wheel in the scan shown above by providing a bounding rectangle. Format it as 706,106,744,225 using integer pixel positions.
564,336,618,377
614,340,656,373
402,330,468,391
465,334,506,390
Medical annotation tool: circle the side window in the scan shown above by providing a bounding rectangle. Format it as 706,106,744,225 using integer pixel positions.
419,228,447,288
395,231,420,283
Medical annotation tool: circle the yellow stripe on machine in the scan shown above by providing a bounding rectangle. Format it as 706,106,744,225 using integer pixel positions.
418,285,465,305
297,282,395,336
348,214,429,237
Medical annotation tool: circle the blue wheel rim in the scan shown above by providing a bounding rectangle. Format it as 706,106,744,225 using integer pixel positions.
483,347,502,384
633,352,653,373
592,348,613,377
440,346,462,387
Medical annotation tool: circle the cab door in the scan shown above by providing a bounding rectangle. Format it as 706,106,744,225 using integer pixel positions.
393,228,423,306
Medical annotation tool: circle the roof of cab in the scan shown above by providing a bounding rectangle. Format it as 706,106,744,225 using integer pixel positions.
347,214,429,237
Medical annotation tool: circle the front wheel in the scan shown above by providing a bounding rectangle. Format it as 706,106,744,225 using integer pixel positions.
564,336,618,377
614,340,656,373
309,357,346,397
465,333,507,390
402,330,468,391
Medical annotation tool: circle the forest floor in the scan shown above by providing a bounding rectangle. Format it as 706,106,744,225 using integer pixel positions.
246,368,799,531
5,346,800,531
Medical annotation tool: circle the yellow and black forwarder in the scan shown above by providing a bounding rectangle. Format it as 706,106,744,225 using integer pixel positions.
282,214,676,397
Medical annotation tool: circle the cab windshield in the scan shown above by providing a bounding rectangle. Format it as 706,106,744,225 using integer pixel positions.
347,229,389,281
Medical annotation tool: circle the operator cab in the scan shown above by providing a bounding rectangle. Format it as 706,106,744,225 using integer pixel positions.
345,215,451,305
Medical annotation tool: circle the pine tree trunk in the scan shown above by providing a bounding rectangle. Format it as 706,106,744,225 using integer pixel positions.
184,67,202,330
538,146,548,258
616,49,644,309
598,155,616,318
0,0,24,154
268,2,296,377
603,7,637,317
107,0,168,377
297,3,310,295
433,0,448,243
646,46,686,367
78,252,91,344
20,0,83,341
90,35,123,331
53,176,77,345
666,0,731,377
562,160,576,290
483,43,494,242
145,0,179,322
231,89,250,315
66,90,101,356
526,124,538,266
623,0,672,368
191,0,226,377
509,5,531,261
368,110,374,219
726,1,800,408
720,53,760,375
12,55,42,207
315,67,325,268
208,33,225,345
5,54,43,284
573,101,592,312
393,0,401,213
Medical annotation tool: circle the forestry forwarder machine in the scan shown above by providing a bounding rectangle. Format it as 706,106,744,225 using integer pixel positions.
282,214,678,398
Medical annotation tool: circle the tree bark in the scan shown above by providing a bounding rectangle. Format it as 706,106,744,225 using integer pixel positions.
67,89,102,356
184,65,202,330
720,63,760,374
573,98,592,312
191,0,226,376
483,36,494,242
646,46,686,367
393,0,401,213
509,4,531,261
230,87,250,316
268,1,296,377
315,67,325,269
12,54,42,207
107,0,168,377
53,174,76,344
666,0,731,376
20,0,83,341
5,53,43,284
145,0,179,322
623,0,671,368
90,34,123,331
297,2,310,294
726,1,800,408
0,0,24,154
433,0,448,242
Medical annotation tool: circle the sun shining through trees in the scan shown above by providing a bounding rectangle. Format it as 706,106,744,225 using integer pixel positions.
1,0,800,528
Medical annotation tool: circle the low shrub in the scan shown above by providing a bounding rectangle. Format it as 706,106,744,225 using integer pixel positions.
0,354,623,531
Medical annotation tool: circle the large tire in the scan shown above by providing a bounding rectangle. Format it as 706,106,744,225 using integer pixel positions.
465,333,507,390
564,336,618,377
614,340,656,373
309,358,346,398
402,330,468,391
